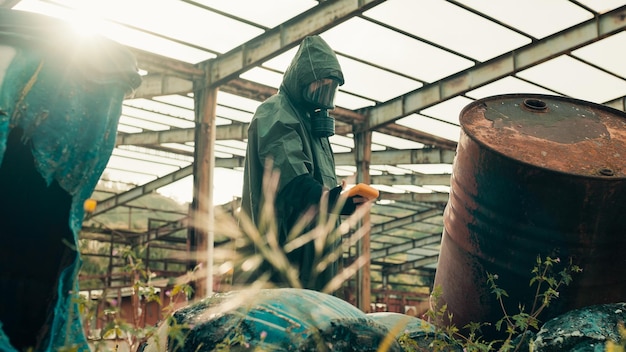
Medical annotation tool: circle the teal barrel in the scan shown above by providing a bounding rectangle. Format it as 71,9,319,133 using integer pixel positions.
140,288,403,351
433,94,626,340
0,9,140,351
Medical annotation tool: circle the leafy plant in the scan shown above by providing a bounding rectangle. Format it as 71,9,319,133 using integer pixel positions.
424,255,582,352
490,256,582,351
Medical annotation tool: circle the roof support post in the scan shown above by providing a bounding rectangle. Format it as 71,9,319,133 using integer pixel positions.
189,78,218,298
353,123,372,312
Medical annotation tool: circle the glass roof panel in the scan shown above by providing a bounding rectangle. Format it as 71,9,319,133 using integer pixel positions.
329,135,355,149
321,17,474,82
217,92,261,113
216,140,248,150
122,106,195,128
113,147,192,167
457,0,593,39
125,99,195,121
370,143,388,151
420,96,474,125
372,132,425,149
49,0,265,54
466,76,559,100
336,166,357,177
261,48,298,71
330,145,352,154
239,67,283,89
334,93,375,110
14,0,217,63
572,32,626,79
106,155,179,176
117,124,143,134
516,55,626,103
338,55,422,102
161,143,195,154
216,106,253,123
364,0,531,62
190,0,317,28
369,165,413,175
214,144,246,157
153,95,195,110
395,115,461,142
398,164,453,175
424,185,450,193
119,115,170,131
372,184,406,194
100,169,155,185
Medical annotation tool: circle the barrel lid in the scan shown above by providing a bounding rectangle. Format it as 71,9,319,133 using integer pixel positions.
460,94,626,178
0,8,141,95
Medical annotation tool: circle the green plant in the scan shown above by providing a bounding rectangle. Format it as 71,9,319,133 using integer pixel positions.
489,256,582,351
225,165,372,295
74,243,197,352
424,255,582,352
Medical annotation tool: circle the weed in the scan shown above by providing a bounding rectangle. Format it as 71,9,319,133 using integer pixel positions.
425,255,582,352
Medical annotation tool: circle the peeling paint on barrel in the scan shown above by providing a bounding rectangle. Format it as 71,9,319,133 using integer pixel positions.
432,94,626,340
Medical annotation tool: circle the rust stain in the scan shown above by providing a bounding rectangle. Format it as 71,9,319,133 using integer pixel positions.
434,94,626,340
461,94,626,178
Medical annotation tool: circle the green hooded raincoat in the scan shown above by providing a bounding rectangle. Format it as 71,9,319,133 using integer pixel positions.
240,35,345,290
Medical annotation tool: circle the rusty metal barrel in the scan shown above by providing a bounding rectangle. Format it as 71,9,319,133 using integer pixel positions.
433,94,626,339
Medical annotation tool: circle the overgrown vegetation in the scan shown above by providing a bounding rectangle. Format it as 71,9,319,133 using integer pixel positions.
416,255,583,352
68,176,626,351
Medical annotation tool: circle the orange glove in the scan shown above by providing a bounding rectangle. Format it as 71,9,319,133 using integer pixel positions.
346,183,379,201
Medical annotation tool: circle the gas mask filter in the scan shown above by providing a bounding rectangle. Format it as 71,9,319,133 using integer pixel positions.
303,78,340,137
311,109,334,137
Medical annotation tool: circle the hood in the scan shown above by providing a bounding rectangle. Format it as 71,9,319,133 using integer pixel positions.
280,35,344,106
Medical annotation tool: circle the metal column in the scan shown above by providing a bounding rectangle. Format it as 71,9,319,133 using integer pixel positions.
354,127,372,312
189,80,218,298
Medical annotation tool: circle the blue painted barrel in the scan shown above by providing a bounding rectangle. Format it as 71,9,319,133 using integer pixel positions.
0,9,140,351
141,288,403,351
433,94,626,340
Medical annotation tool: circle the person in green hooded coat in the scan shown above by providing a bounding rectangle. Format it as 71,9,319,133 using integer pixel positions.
239,35,366,292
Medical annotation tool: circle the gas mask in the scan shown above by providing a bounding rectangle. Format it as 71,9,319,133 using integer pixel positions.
303,78,340,137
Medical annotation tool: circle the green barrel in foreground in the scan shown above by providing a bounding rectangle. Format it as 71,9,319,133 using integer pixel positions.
0,9,140,351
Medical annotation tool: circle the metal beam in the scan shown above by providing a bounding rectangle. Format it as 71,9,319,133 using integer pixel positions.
371,174,451,186
365,6,626,129
203,0,387,87
381,192,449,203
130,71,457,149
335,148,456,166
383,254,439,274
133,74,194,99
371,233,442,260
370,208,443,235
91,165,193,216
140,218,189,244
127,47,204,81
112,145,453,171
116,128,195,146
115,124,248,146
94,148,450,216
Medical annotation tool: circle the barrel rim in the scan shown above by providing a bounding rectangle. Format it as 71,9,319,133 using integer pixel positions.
458,93,626,180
